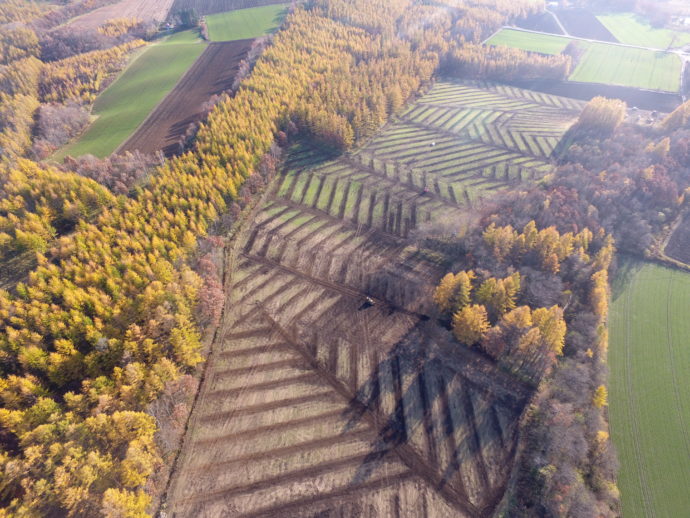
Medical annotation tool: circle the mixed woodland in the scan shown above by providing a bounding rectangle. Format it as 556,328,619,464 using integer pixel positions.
0,0,689,516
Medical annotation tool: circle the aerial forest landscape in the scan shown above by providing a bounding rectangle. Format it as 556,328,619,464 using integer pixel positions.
0,0,689,516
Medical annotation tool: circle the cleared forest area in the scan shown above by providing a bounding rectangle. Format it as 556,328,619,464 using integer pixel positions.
165,80,580,517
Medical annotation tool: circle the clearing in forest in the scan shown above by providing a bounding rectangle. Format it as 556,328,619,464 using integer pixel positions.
486,29,683,92
165,81,581,517
596,12,690,50
206,3,289,41
609,261,690,518
54,31,206,160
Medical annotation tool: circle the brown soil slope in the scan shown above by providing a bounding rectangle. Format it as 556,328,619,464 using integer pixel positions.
119,40,253,157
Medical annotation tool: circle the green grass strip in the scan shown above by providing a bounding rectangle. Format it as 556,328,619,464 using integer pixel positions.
206,4,289,41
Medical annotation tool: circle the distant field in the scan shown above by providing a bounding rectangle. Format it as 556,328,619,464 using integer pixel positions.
609,262,690,518
485,29,570,55
54,31,206,159
597,13,690,49
486,28,682,92
206,3,288,41
569,42,682,92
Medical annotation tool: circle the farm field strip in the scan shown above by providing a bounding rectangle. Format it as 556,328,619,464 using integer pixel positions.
569,42,682,93
596,12,690,50
119,39,254,156
485,28,683,92
54,31,207,159
205,3,289,41
609,262,690,518
167,81,578,517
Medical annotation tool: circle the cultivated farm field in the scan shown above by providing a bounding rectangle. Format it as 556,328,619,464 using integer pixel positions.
597,12,690,49
54,31,206,159
609,262,690,518
487,29,683,92
206,3,288,41
165,81,581,517
120,39,254,156
569,42,682,92
485,29,570,55
170,0,288,16
68,0,175,29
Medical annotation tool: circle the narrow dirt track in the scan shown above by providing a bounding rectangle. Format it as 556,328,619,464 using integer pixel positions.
119,40,253,157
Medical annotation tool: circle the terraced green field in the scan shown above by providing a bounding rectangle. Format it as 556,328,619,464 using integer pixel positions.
597,13,690,49
206,3,288,41
609,262,690,518
275,80,582,237
54,30,206,159
486,28,683,92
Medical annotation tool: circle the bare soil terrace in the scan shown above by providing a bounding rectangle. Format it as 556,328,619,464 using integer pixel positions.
164,81,579,517
119,40,253,157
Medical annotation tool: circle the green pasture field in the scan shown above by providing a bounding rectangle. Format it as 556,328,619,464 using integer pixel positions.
485,28,571,55
597,12,690,49
54,30,206,159
569,42,681,92
206,3,289,42
486,28,682,92
609,261,690,518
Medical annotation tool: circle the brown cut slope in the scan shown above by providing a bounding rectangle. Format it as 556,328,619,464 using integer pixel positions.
119,39,253,157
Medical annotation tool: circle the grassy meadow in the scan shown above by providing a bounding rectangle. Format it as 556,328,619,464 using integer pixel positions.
206,3,289,41
569,42,682,92
54,31,206,159
597,13,690,49
609,261,690,518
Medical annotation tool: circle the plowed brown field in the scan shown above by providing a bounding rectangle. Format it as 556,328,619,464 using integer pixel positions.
119,40,253,157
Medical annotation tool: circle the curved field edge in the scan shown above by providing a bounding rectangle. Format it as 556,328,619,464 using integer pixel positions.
609,261,690,518
53,31,207,160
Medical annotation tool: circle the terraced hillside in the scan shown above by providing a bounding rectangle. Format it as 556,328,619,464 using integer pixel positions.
165,81,582,517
